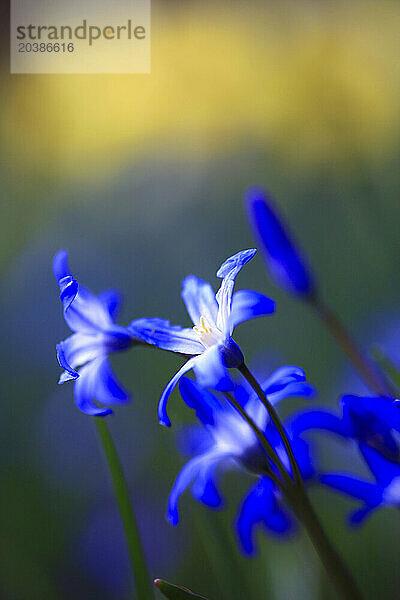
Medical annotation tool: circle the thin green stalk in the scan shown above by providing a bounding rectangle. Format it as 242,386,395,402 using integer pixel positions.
238,364,303,486
310,295,395,398
94,417,154,600
284,485,363,600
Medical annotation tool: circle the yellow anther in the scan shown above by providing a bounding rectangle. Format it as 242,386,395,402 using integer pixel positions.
199,316,209,332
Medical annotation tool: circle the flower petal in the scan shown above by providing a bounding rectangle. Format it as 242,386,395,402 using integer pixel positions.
267,381,315,406
320,473,382,506
179,377,221,426
58,333,103,371
58,276,79,312
287,409,348,439
181,275,218,327
73,360,113,417
216,249,257,280
236,477,293,555
359,444,400,487
54,251,114,333
91,357,130,405
167,453,214,526
245,187,315,297
261,366,306,395
342,395,400,436
128,318,203,355
192,345,232,391
65,285,114,332
228,290,275,333
191,452,227,508
56,342,79,383
53,249,71,282
215,249,257,332
98,289,123,321
158,357,199,427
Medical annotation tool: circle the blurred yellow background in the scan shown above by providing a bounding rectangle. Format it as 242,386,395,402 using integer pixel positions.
3,0,400,180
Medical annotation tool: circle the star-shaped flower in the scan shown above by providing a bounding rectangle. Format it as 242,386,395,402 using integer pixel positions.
129,249,275,426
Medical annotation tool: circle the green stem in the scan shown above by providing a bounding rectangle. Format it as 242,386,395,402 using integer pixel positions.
310,295,395,398
238,363,303,486
285,485,363,600
94,417,154,600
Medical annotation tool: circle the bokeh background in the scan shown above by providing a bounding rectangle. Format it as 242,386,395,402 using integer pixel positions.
1,0,400,598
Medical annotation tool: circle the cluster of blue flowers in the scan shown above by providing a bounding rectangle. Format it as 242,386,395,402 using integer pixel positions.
54,186,399,561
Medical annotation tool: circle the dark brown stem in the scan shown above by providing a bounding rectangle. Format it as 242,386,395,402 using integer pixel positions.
310,295,395,398
238,363,304,486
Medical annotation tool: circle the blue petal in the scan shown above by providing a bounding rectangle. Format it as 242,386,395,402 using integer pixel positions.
65,285,114,332
228,290,275,332
359,444,400,486
191,454,225,509
192,477,223,508
349,507,374,526
320,473,382,506
158,357,199,427
91,357,130,405
245,187,315,297
128,318,203,355
177,424,214,456
287,409,348,439
236,477,293,555
216,249,257,333
73,361,113,417
53,249,71,282
98,289,123,321
167,453,215,526
56,342,79,383
179,377,221,426
342,394,400,435
267,381,315,406
54,252,114,333
216,249,257,280
261,366,306,395
290,437,314,481
58,276,79,312
181,275,218,327
58,333,102,371
192,345,232,391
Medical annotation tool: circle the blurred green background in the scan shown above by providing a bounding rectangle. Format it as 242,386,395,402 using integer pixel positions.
1,0,400,598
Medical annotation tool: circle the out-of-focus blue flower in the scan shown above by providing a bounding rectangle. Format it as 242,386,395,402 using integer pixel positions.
320,446,400,525
129,249,275,427
167,367,314,555
54,249,139,417
245,187,315,297
291,394,400,524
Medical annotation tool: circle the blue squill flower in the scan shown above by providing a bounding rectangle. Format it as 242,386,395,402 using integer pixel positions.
54,249,138,417
290,394,400,524
320,445,400,525
167,367,314,555
129,249,275,427
245,186,315,297
290,394,400,463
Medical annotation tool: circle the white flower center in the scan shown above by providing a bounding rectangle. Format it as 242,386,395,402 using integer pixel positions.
193,315,222,349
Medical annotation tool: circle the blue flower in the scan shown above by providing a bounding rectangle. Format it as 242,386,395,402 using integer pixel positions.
129,249,275,427
54,250,138,417
245,186,315,297
320,445,400,525
290,394,400,524
167,367,315,555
